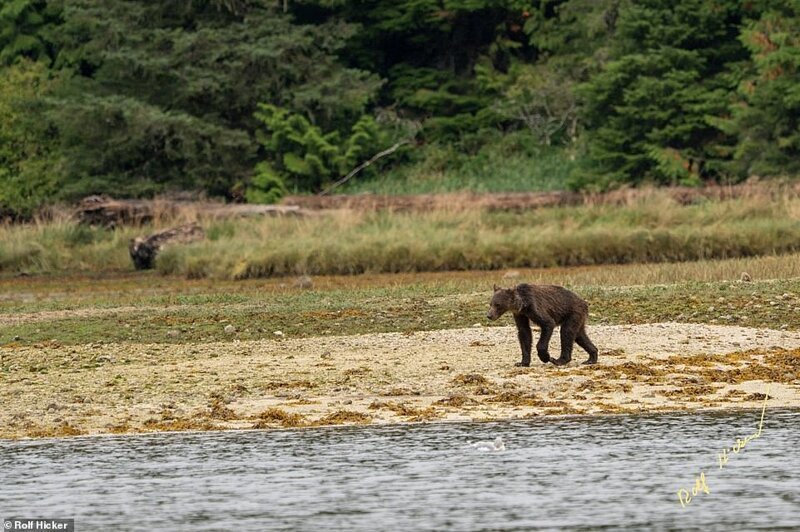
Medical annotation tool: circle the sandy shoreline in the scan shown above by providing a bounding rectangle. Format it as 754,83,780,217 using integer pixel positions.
2,323,799,439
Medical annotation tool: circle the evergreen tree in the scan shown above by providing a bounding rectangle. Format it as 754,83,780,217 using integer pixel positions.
522,0,618,77
0,60,58,218
578,0,749,188
47,0,381,200
302,0,538,141
3,0,800,213
0,0,61,65
717,0,800,178
253,103,386,192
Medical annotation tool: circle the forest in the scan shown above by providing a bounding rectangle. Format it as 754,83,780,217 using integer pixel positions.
1,0,798,217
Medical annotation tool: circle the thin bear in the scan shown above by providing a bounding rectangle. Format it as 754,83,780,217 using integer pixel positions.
486,283,599,366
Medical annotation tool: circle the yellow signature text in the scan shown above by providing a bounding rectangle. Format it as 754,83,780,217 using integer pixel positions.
718,386,769,470
677,471,711,508
677,386,769,508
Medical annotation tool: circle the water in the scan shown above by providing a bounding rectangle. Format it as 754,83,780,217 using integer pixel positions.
2,409,799,531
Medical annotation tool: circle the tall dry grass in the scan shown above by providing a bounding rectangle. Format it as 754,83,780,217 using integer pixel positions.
0,201,205,274
489,255,800,288
0,213,132,273
2,188,800,278
157,190,800,279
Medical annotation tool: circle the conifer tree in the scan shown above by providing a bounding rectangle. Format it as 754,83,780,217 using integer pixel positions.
578,0,748,188
0,0,61,65
719,0,800,178
47,0,381,200
0,60,58,217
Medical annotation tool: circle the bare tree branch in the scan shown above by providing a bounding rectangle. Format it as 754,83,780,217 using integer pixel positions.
318,140,409,196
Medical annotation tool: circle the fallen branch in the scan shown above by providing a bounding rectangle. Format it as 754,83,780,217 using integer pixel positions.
318,140,409,196
77,195,306,227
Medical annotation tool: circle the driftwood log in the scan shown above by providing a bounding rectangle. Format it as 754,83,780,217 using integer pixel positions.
129,223,205,270
78,195,165,226
283,182,800,212
77,195,305,227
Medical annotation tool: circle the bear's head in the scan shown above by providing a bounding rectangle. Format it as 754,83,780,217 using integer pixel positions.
487,284,517,320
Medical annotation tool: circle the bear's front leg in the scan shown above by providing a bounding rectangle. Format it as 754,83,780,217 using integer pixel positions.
514,314,532,366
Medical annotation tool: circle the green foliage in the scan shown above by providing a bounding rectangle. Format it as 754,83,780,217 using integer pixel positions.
491,62,578,146
344,130,578,194
3,0,800,213
51,93,254,199
39,1,381,202
0,0,61,65
0,60,58,218
254,104,388,192
387,65,496,141
579,0,749,188
716,0,800,178
647,147,701,187
245,162,288,204
302,1,538,142
522,0,617,76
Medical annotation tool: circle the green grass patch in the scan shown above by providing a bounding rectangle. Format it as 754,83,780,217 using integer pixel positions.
343,134,576,195
2,264,799,347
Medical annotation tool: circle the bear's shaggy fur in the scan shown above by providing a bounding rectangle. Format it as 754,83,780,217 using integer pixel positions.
487,283,598,366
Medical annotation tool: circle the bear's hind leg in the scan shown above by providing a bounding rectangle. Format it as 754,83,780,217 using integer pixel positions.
552,319,579,366
576,327,598,365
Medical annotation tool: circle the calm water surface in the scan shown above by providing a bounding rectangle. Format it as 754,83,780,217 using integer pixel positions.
2,409,799,531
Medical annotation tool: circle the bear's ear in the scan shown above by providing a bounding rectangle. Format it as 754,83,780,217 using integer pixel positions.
492,284,500,292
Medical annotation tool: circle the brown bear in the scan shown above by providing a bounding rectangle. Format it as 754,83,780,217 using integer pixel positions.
486,283,598,367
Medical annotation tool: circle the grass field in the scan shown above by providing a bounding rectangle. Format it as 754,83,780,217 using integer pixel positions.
340,140,576,195
2,186,800,279
3,254,800,347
